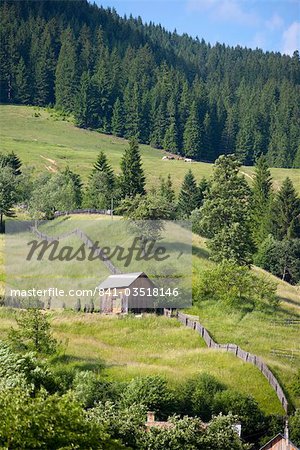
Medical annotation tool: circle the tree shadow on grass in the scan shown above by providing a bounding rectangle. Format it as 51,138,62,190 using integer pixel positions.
50,353,105,372
192,245,210,260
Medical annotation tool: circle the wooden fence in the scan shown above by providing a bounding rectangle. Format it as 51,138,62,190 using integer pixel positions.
54,209,112,217
30,226,121,275
164,309,289,413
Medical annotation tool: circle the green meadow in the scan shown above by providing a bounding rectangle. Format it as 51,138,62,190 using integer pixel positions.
0,218,299,413
0,104,299,416
0,105,299,192
0,307,285,415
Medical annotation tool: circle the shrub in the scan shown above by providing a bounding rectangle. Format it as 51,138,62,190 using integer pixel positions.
9,308,58,355
179,373,225,421
89,400,146,449
121,375,176,419
213,390,265,440
0,341,57,393
194,262,278,311
0,388,123,449
290,409,300,446
72,371,119,408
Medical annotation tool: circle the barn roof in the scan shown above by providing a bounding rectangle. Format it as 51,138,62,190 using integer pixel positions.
98,272,148,289
259,433,299,450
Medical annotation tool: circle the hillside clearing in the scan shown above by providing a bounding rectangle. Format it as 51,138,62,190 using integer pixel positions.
0,105,299,192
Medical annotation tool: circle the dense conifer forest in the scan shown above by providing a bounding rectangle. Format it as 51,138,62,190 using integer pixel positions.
1,0,300,167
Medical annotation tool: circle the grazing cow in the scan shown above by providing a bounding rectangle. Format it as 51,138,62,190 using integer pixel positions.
184,158,192,163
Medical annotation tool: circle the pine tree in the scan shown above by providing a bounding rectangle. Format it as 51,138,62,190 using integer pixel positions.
183,101,203,159
163,97,179,152
0,167,17,232
124,83,141,140
159,174,175,203
235,114,254,164
119,138,146,198
91,151,115,188
293,143,300,168
63,167,83,208
198,155,254,265
252,155,273,245
93,46,112,132
15,57,30,104
55,27,78,112
0,151,22,176
271,177,300,239
150,102,167,149
111,97,124,137
74,72,98,128
203,112,213,161
196,177,210,208
34,26,56,106
178,169,198,217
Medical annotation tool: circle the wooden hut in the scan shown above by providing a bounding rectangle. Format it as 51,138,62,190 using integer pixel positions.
98,272,156,314
259,434,299,450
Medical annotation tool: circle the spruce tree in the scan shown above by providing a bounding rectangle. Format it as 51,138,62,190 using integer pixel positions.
178,169,198,217
91,151,115,189
183,101,203,159
271,177,300,239
159,174,175,203
119,138,146,198
0,151,22,176
74,72,98,128
235,114,254,164
0,167,17,232
15,57,30,104
198,155,254,265
55,27,78,112
124,83,141,140
252,155,273,245
150,102,167,149
63,167,83,208
111,97,124,137
196,177,210,208
93,46,112,132
163,97,179,152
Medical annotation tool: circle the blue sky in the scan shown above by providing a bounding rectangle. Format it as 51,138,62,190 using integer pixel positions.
95,0,300,55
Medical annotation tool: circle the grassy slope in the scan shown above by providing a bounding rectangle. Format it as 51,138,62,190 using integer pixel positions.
0,222,299,414
0,105,299,192
0,104,300,414
0,307,284,415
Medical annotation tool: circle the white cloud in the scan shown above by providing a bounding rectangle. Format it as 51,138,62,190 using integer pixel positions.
282,21,300,55
266,13,284,31
186,0,259,26
252,32,266,49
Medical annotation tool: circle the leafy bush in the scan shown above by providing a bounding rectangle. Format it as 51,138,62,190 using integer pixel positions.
179,373,225,421
255,236,300,284
213,390,266,440
89,401,146,449
290,409,300,446
138,415,204,450
0,388,124,449
9,308,58,355
202,413,251,450
194,262,278,311
121,375,176,419
0,341,57,393
72,371,119,408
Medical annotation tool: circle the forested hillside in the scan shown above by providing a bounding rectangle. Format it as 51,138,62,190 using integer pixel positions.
1,0,300,167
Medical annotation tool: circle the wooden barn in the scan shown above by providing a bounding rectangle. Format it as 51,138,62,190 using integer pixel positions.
98,272,156,314
259,433,299,450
